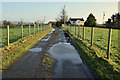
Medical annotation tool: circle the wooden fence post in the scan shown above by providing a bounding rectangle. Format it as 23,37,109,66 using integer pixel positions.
75,25,76,35
38,24,39,33
68,25,69,31
29,24,30,35
7,25,9,46
107,28,112,59
44,24,46,30
72,26,73,32
70,26,71,32
78,26,80,37
42,23,43,31
83,25,85,40
21,24,23,39
40,24,42,32
91,27,94,47
34,24,36,35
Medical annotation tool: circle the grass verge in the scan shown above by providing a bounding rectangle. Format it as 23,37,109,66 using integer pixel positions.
1,28,53,70
41,53,55,78
63,28,120,80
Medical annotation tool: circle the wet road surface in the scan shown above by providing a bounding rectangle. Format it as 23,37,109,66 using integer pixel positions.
2,28,57,78
48,29,96,78
2,28,97,79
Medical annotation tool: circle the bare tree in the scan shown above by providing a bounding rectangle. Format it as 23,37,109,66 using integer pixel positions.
60,5,68,24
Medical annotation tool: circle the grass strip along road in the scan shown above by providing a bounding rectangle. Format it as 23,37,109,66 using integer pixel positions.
63,27,120,79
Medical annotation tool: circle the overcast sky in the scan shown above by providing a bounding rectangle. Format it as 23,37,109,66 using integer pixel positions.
1,1,119,24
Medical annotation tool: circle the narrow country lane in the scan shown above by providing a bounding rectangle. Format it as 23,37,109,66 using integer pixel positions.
49,29,97,78
3,28,97,79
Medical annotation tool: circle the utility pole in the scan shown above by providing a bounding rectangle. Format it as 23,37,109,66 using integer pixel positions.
103,12,105,25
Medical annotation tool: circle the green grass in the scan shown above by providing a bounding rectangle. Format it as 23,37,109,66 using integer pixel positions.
63,28,120,79
65,26,120,66
1,27,52,69
1,25,50,48
41,53,54,78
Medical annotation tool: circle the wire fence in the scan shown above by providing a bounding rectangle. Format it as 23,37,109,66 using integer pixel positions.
1,24,51,48
64,25,120,65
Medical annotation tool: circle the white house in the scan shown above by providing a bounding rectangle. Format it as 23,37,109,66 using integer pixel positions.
69,17,84,26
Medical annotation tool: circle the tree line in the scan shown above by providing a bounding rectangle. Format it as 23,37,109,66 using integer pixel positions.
2,20,46,28
105,13,120,28
84,13,120,28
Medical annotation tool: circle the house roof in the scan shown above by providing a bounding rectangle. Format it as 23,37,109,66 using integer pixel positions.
48,20,56,22
69,17,84,21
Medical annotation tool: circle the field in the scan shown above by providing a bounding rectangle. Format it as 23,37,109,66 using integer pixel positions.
1,25,49,48
65,26,120,65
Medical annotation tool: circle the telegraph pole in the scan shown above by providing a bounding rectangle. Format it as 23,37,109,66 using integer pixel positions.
103,12,105,25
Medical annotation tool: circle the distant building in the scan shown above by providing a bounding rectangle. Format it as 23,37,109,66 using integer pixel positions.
48,20,56,24
68,17,84,26
48,20,56,27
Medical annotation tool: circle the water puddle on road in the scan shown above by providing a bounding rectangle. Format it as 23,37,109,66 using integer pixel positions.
41,37,50,42
49,28,55,34
48,42,83,64
41,28,55,42
30,48,42,52
48,42,83,78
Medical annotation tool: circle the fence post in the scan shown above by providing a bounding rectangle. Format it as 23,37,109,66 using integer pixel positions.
83,25,85,40
44,24,45,30
40,24,42,32
39,24,41,32
107,28,112,59
78,26,80,37
42,23,43,31
29,24,30,35
70,25,71,32
91,26,94,47
69,25,70,31
38,24,39,33
72,26,73,32
75,25,76,35
69,25,70,32
21,24,23,39
7,25,9,46
34,24,36,35
45,24,46,30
